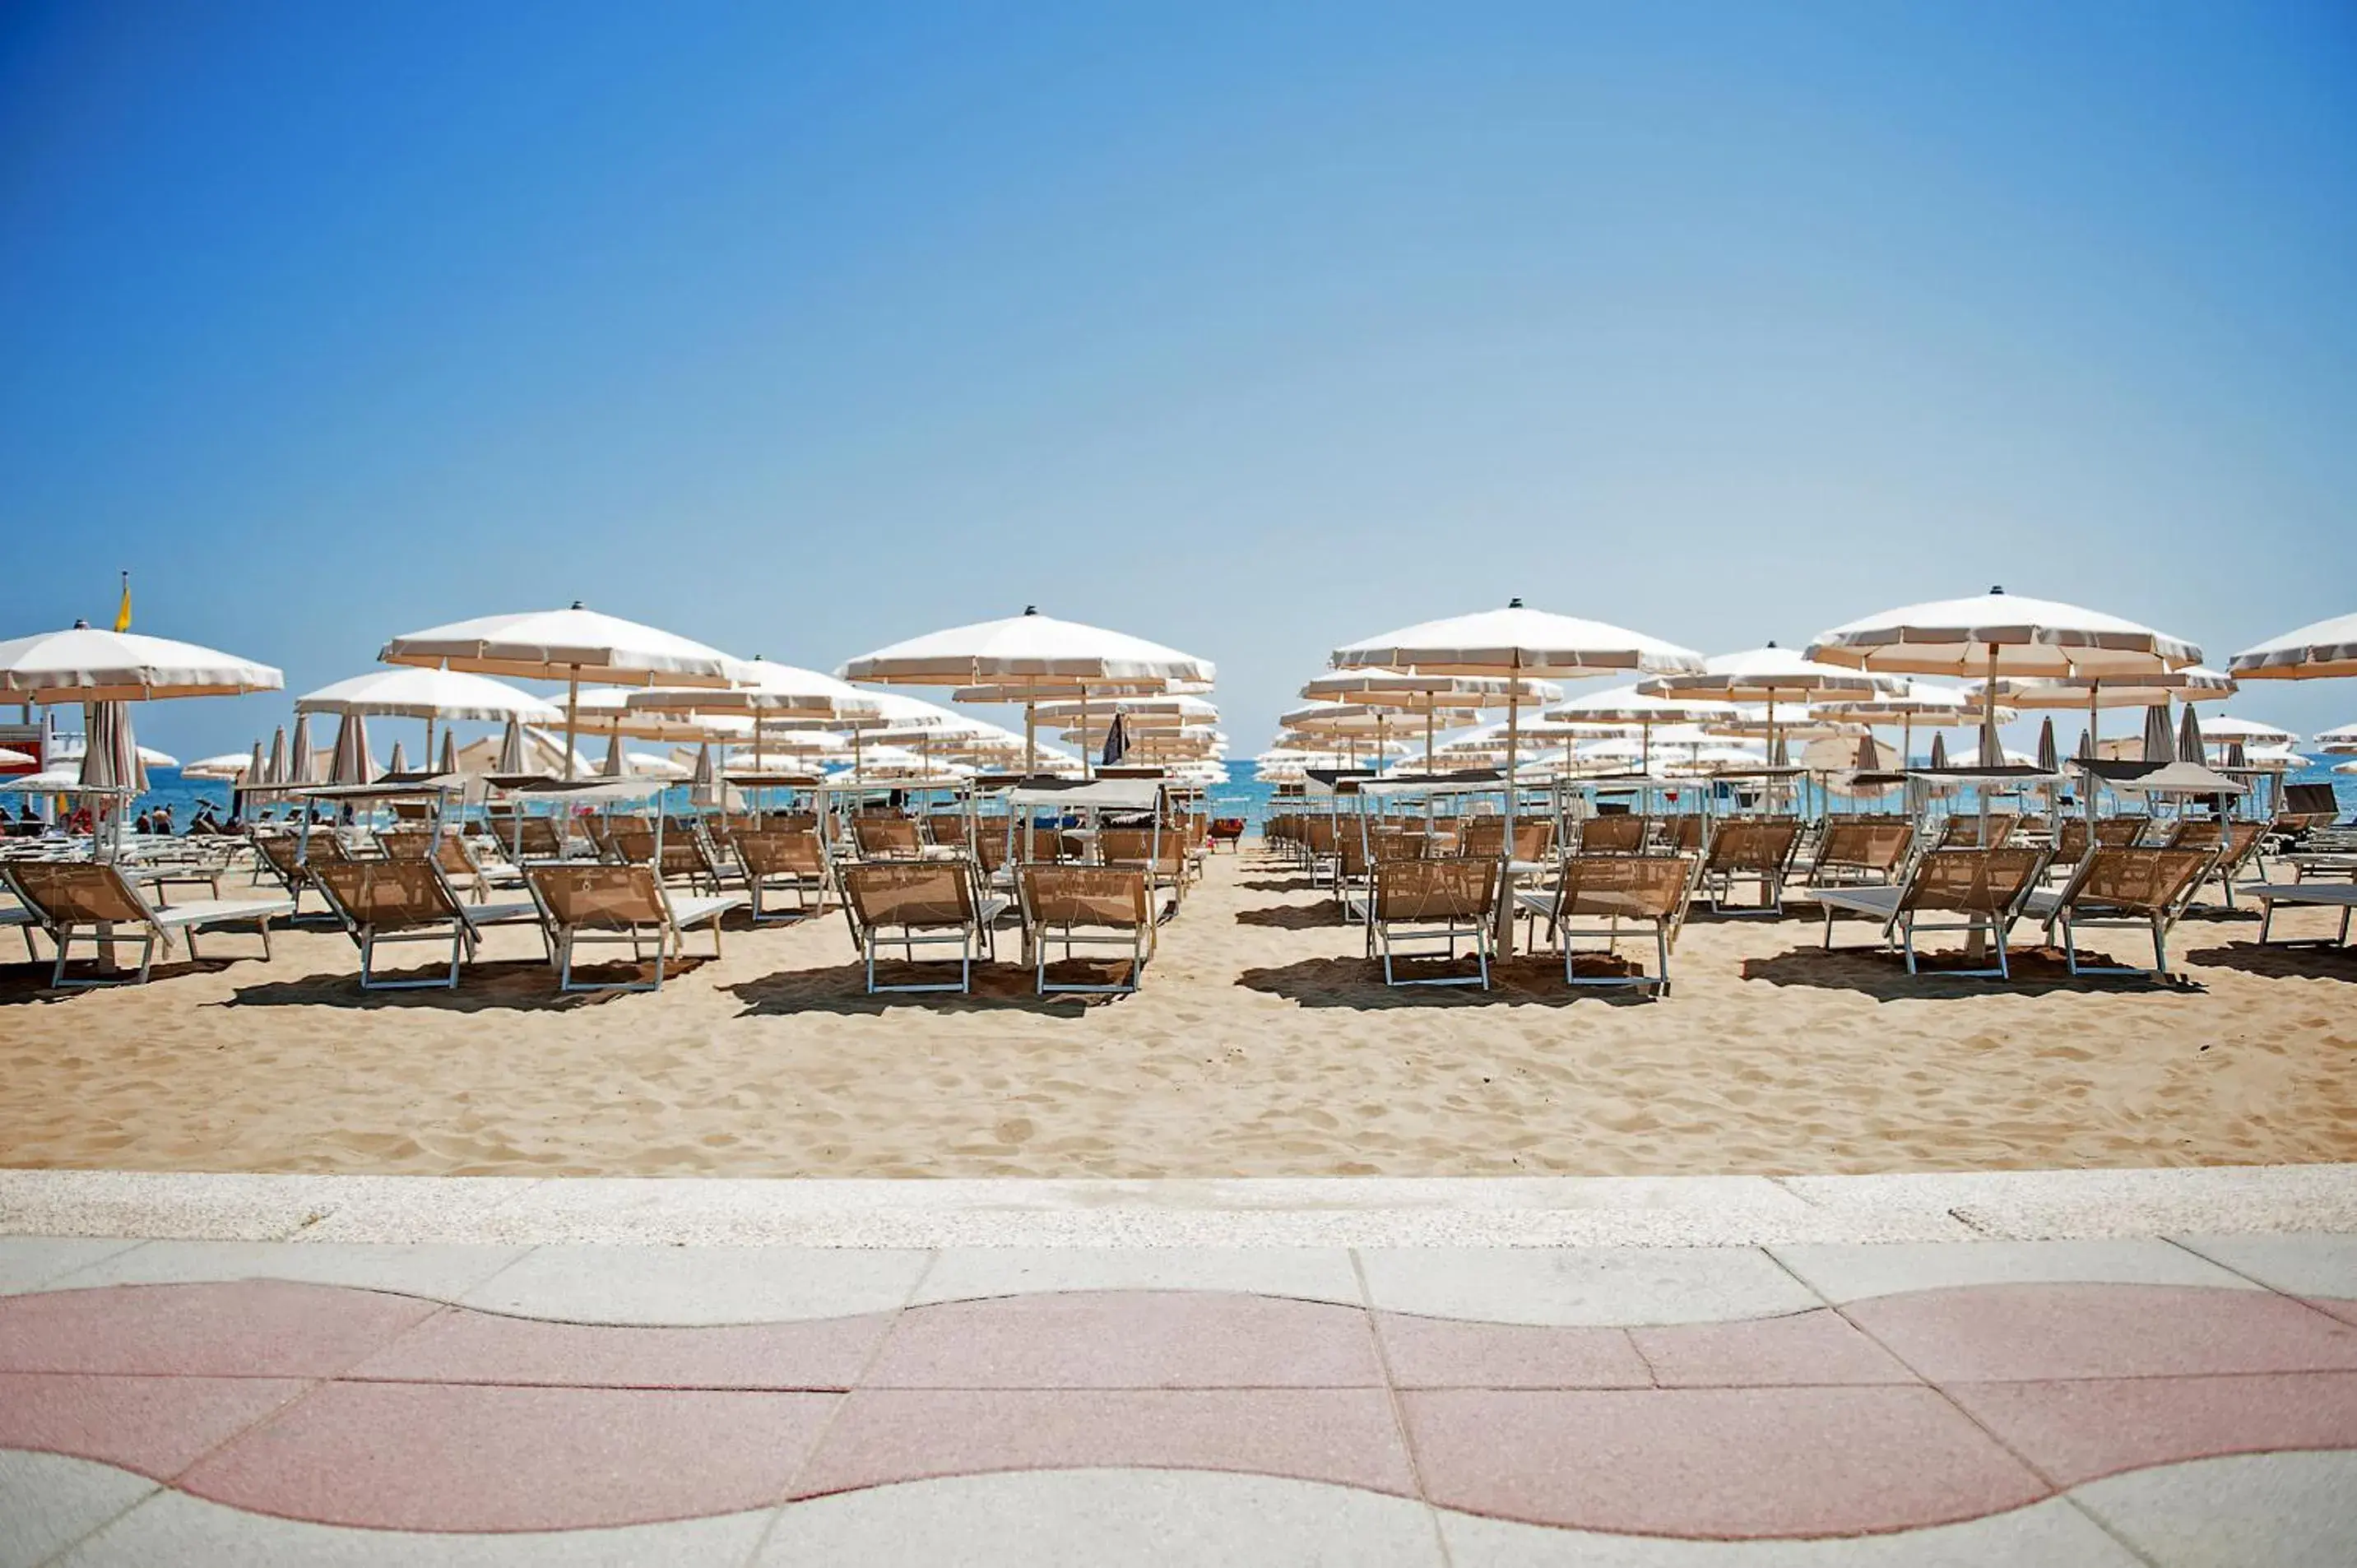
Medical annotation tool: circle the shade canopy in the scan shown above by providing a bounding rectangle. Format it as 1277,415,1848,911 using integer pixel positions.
1806,587,2202,679
950,679,1212,703
625,658,881,721
1640,645,1904,703
1277,701,1414,736
0,747,36,768
1332,601,1702,679
1033,694,1219,724
1543,683,1739,726
0,624,282,703
839,606,1212,689
2229,611,2357,681
1961,666,2236,708
2195,714,2298,745
568,687,754,742
378,603,745,689
1301,667,1560,711
1807,680,1993,724
295,667,562,722
2314,722,2357,755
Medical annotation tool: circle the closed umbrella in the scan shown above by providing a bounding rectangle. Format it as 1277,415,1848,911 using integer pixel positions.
494,716,528,775
2177,705,2206,765
2076,727,2095,762
386,741,409,776
2225,740,2248,769
2035,718,2058,772
1929,734,1949,768
602,730,627,777
2140,703,2178,765
437,728,458,776
328,712,375,786
265,727,287,786
285,714,316,786
380,602,746,779
248,740,267,783
690,741,718,805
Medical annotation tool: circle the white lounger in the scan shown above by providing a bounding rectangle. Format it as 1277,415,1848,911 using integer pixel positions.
2248,882,2357,949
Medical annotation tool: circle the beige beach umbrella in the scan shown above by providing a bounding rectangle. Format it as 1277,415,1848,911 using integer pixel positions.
386,741,409,776
247,740,267,783
494,715,528,775
296,666,561,768
265,727,287,786
840,605,1213,773
1301,667,1555,771
0,749,35,769
2195,714,2298,749
285,714,317,786
0,623,281,703
177,750,251,782
1641,644,1903,767
2313,722,2357,756
1962,665,2234,760
380,602,746,779
601,730,627,777
626,656,880,774
436,728,458,776
2230,611,2357,681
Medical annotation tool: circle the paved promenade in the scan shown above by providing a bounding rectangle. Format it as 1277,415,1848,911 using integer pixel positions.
3,1167,2354,1565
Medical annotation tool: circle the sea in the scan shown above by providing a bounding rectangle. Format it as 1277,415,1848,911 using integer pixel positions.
10,760,2348,834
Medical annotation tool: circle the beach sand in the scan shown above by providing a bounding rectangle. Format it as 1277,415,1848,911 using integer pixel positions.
2,850,2353,1177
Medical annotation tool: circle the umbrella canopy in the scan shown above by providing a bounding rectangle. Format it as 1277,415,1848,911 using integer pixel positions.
1333,601,1702,680
1277,701,1411,736
840,606,1213,688
181,752,250,781
1807,587,2203,680
1034,694,1219,730
626,657,881,721
1301,668,1558,710
328,712,377,786
1640,644,1904,703
2193,714,2298,746
2229,611,2357,681
1809,679,1990,723
0,749,31,770
2314,721,2357,755
1965,666,2236,708
570,687,754,743
2140,703,2178,765
295,667,561,722
1543,684,1740,726
0,623,282,703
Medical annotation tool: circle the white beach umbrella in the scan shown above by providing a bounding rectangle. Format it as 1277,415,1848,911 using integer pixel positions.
2193,714,2298,747
0,749,34,769
2239,745,2311,771
79,702,142,792
1303,667,1557,770
626,656,882,774
634,753,694,780
2314,722,2357,756
689,741,720,805
840,605,1213,773
2230,612,2357,682
1641,644,1903,763
570,686,754,745
380,602,746,778
1962,666,2234,758
296,666,561,766
0,623,282,702
327,712,376,786
136,745,178,768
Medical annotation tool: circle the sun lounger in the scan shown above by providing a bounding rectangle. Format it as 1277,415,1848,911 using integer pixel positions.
852,818,926,861
735,828,831,922
377,827,523,903
837,861,1009,994
1515,853,1696,996
313,859,544,989
1937,813,2020,849
2162,819,2270,908
1575,815,1649,855
1019,864,1155,994
1807,819,1914,888
1098,828,1189,903
1800,846,2048,979
524,863,744,992
1458,818,1555,864
2,861,291,986
2248,880,2357,949
2019,847,2214,980
1697,819,1804,914
1360,856,1498,989
610,821,735,894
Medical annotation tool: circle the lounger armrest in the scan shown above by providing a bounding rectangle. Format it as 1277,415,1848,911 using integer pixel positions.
148,897,295,929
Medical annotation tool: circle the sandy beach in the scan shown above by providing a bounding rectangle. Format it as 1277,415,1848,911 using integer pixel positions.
2,848,2352,1178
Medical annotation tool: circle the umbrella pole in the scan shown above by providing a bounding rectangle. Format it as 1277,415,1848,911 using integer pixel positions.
1425,708,1436,773
1496,677,1520,956
1025,702,1037,774
2086,686,2099,819
564,668,580,782
1080,685,1092,780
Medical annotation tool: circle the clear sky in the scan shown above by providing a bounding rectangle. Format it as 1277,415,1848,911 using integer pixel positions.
4,1,2354,760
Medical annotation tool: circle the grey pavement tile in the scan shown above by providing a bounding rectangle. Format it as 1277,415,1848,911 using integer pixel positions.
1437,1496,2138,1565
1769,1239,2258,1305
458,1246,932,1324
1357,1248,1822,1327
0,1238,144,1296
757,1468,1445,1566
2171,1232,2357,1302
2071,1449,2357,1568
913,1247,1362,1306
39,1241,527,1301
0,1450,156,1568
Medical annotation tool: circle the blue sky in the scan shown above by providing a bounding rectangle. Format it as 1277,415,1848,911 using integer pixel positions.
4,1,2354,759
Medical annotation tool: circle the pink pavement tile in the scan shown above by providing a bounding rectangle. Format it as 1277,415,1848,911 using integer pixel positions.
347,1304,895,1390
0,1371,311,1480
1375,1312,1653,1389
2308,1296,2357,1329
1631,1308,1920,1388
863,1291,1385,1388
789,1388,1417,1500
1846,1283,2357,1383
1401,1386,2049,1538
177,1380,839,1532
1946,1371,2357,1487
0,1281,439,1378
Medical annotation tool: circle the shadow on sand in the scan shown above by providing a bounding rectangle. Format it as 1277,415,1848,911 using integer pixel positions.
726,958,1126,1018
1236,953,1662,1009
0,956,239,1004
2180,940,2357,981
225,957,703,1010
1232,902,1355,930
1739,943,2195,1000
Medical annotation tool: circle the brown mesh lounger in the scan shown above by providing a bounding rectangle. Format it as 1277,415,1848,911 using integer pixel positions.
313,859,544,989
1365,857,1500,989
852,818,926,862
1575,814,1649,856
524,862,745,992
1807,819,1914,888
1936,813,2020,849
1019,864,1155,994
1698,819,1805,914
837,861,1009,994
377,827,522,903
2019,847,2214,980
1514,853,1697,996
3,861,292,986
1801,846,2048,979
735,828,831,922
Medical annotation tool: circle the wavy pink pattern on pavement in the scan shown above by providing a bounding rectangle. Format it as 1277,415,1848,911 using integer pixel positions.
2,1279,2355,1538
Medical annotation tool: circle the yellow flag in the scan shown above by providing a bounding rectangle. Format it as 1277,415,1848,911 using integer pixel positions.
113,573,132,633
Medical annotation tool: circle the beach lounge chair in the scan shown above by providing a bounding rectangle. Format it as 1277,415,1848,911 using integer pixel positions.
1018,864,1155,994
735,828,831,922
1937,813,2020,849
313,859,544,990
837,861,1009,994
1099,827,1189,903
2248,879,2357,949
251,831,349,913
610,821,734,894
1575,814,1649,855
2276,783,2344,838
1515,852,1696,996
2163,819,2270,908
924,813,970,849
1697,819,1805,914
2,861,291,986
2017,847,2213,981
1362,856,1499,989
377,827,522,903
1806,819,1914,888
524,862,744,992
1802,847,2048,978
1458,818,1555,865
